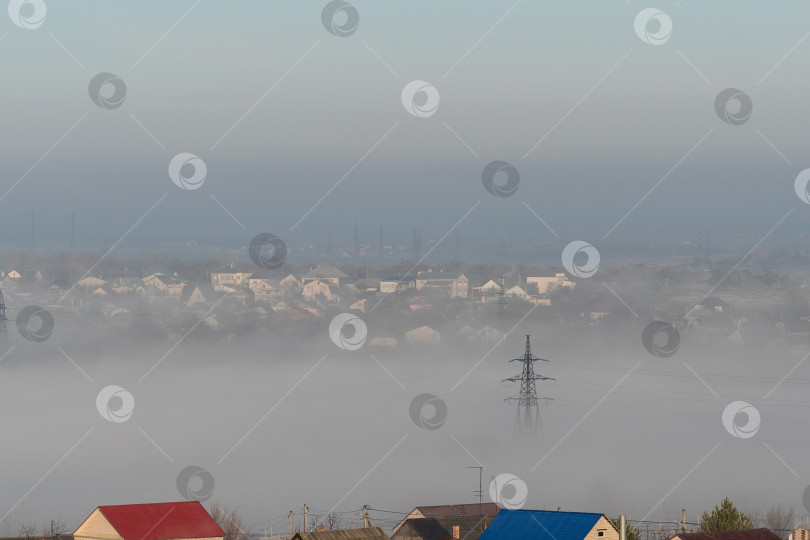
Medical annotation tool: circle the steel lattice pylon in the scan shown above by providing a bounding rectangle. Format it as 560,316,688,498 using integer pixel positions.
504,335,554,430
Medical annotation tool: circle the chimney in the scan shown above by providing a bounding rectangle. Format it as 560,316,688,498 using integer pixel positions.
619,515,626,540
452,526,460,540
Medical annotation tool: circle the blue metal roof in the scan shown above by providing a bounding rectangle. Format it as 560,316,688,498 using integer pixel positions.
479,509,605,540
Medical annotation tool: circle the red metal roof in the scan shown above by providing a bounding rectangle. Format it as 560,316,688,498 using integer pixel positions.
96,501,225,540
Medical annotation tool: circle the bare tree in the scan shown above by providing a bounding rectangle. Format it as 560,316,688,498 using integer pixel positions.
311,513,344,531
209,503,250,540
19,521,38,540
763,506,796,540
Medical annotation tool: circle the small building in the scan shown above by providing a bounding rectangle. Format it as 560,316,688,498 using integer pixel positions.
380,277,416,294
180,283,217,307
77,276,107,289
302,265,350,288
415,271,469,299
280,274,302,290
73,501,225,540
669,530,781,540
210,263,252,288
302,279,334,301
478,509,617,540
350,298,368,312
143,273,184,293
406,325,441,346
392,516,491,540
394,504,500,533
526,274,575,294
292,527,389,540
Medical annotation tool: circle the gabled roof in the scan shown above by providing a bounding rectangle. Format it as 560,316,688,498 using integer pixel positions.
303,265,350,279
397,519,447,540
478,509,605,540
413,503,500,520
397,516,491,540
75,501,225,540
293,527,389,540
672,529,781,540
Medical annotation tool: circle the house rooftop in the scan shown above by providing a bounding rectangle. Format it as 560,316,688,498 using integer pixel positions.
478,509,607,540
293,527,389,540
303,265,350,279
75,501,224,540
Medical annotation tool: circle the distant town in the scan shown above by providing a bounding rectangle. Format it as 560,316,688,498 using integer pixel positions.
1,248,810,353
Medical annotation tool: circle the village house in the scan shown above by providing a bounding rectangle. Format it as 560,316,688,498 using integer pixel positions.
474,279,503,294
392,516,490,540
526,273,575,295
302,265,350,288
180,283,218,308
280,274,302,290
415,271,469,299
394,504,500,533
302,279,335,302
405,325,441,346
73,501,225,540
478,509,618,540
210,263,252,288
248,278,279,304
77,276,107,289
380,277,415,294
142,272,185,293
292,527,389,540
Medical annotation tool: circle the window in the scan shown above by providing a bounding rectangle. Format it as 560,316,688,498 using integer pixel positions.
598,531,605,538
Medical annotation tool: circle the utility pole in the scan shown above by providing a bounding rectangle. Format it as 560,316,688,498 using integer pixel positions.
467,466,483,518
363,506,370,528
0,289,7,354
504,335,554,430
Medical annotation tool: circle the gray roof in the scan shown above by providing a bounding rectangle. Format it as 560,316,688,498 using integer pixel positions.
304,265,350,279
417,272,464,281
394,517,490,540
294,527,389,540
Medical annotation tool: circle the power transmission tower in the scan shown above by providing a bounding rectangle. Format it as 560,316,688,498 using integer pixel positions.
496,286,507,334
0,289,8,354
412,229,422,260
504,335,554,430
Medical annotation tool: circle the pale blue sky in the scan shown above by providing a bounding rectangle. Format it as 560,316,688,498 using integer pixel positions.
1,1,810,256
